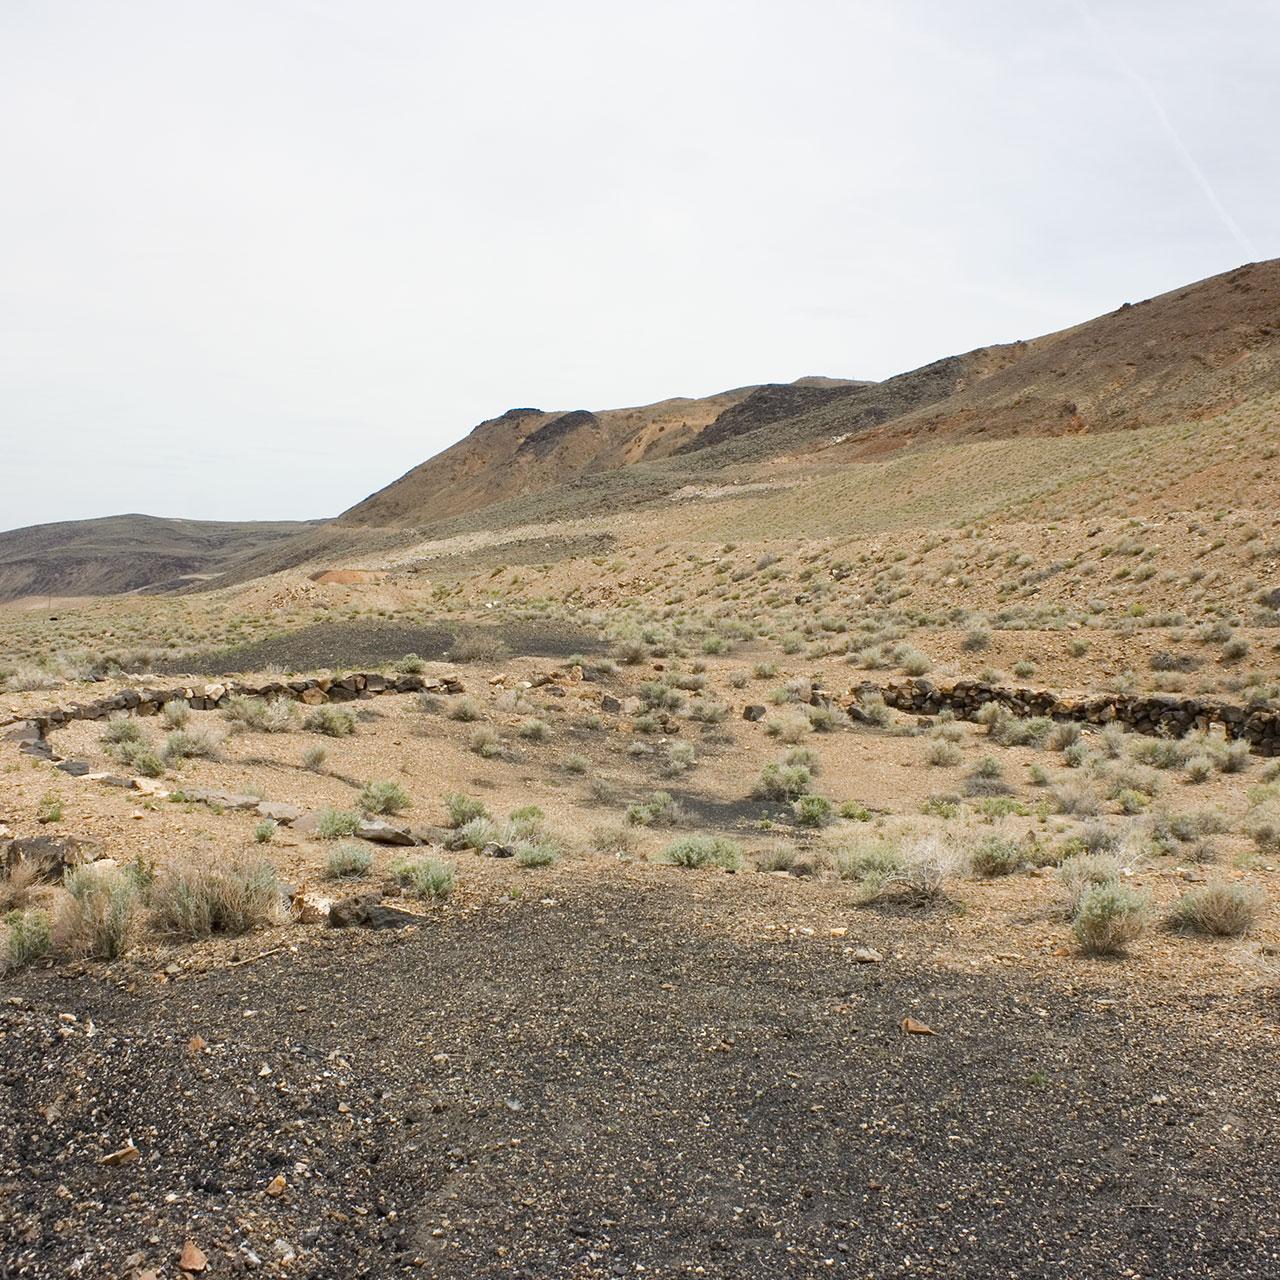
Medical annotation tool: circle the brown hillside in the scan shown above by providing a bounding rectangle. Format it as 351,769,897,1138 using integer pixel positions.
823,258,1280,460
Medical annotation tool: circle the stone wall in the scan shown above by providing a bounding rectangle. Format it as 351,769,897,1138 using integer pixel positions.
845,677,1280,756
3,672,463,740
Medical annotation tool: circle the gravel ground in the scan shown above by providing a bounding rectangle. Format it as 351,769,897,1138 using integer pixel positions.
3,879,1278,1279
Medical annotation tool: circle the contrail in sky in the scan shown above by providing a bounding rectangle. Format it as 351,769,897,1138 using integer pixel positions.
1075,0,1258,259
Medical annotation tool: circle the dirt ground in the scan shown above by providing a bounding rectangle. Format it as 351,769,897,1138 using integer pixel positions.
3,870,1279,1279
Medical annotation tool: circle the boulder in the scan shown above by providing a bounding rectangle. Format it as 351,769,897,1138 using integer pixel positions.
742,705,767,722
356,819,418,846
328,894,419,929
4,834,98,881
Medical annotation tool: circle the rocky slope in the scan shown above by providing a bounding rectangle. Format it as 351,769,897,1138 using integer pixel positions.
0,515,319,604
338,259,1280,531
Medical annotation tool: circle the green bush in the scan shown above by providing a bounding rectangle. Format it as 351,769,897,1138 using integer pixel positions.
325,841,373,879
1072,883,1147,955
753,762,813,801
314,807,363,839
659,836,743,871
391,856,455,900
792,794,834,828
358,779,411,815
444,793,488,827
2,909,52,973
970,836,1023,878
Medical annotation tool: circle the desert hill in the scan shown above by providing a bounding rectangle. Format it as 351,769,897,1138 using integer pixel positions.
0,514,320,605
337,259,1280,534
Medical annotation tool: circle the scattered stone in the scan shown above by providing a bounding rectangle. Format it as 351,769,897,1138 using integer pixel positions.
742,705,766,722
101,1143,140,1166
178,1240,208,1273
4,835,97,881
54,759,93,776
328,894,419,929
257,800,304,825
900,1016,934,1035
480,841,515,859
852,947,884,964
356,819,417,846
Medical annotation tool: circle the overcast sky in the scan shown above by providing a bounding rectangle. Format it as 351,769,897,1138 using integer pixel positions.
2,0,1277,532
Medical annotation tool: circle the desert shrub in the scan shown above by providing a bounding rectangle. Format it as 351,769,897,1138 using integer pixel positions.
254,819,277,843
1184,755,1214,784
1052,778,1103,817
223,693,299,734
115,740,165,777
805,705,839,732
58,866,139,960
358,779,411,815
593,823,639,856
1058,852,1121,914
150,858,281,937
162,724,225,762
2,909,52,973
663,742,697,777
1131,738,1190,770
36,792,64,825
302,745,327,771
625,791,685,827
160,699,191,730
899,648,932,676
563,753,590,774
101,717,143,746
1244,800,1280,853
964,756,1011,797
659,836,743,871
518,718,548,741
689,700,730,724
1170,883,1262,936
325,841,373,879
963,627,991,651
445,793,488,827
391,856,455,899
970,836,1024,878
792,794,834,828
304,706,356,737
836,841,902,891
1072,883,1147,955
469,726,501,758
925,740,961,767
754,762,813,801
444,816,499,851
448,696,483,723
1,666,61,693
754,843,801,873
450,630,506,663
616,639,648,665
514,838,561,868
1048,722,1081,751
1221,637,1250,662
1219,741,1251,774
314,807,363,839
859,696,893,728
885,835,959,905
394,653,426,674
1012,660,1037,679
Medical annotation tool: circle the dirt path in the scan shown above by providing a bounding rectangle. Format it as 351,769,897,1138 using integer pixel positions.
3,879,1279,1278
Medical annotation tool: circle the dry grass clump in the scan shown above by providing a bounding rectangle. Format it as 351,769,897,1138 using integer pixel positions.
223,694,300,734
58,864,143,959
162,724,225,762
304,705,356,737
837,835,958,905
450,629,507,663
150,857,282,938
1169,883,1262,937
